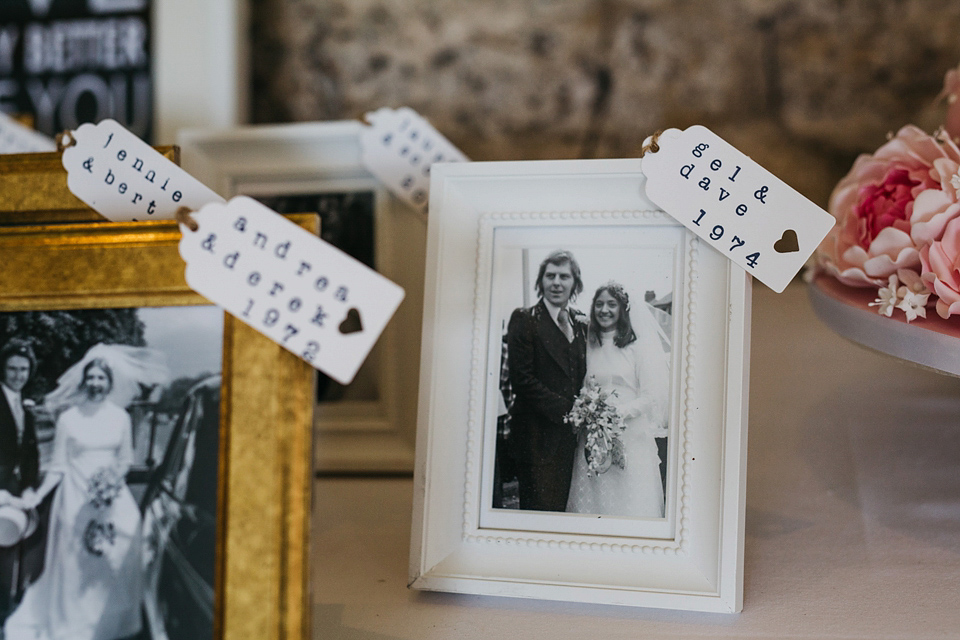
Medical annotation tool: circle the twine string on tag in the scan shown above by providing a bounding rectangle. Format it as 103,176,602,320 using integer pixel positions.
639,130,663,158
176,207,198,232
55,130,76,152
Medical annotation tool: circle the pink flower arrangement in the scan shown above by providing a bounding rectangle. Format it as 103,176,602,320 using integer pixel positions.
816,63,960,321
920,215,960,318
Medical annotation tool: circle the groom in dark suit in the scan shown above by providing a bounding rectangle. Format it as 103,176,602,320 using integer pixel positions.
507,250,587,512
0,339,41,619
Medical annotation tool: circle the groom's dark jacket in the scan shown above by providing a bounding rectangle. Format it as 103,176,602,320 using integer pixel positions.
0,389,39,497
0,386,42,615
507,299,587,511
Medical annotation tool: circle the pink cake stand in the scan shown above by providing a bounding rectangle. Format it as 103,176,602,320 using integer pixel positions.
808,273,960,378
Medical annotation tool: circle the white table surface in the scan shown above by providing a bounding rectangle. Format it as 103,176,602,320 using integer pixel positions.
312,280,960,639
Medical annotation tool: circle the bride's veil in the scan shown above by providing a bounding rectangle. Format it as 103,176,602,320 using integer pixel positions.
44,343,170,415
632,301,671,433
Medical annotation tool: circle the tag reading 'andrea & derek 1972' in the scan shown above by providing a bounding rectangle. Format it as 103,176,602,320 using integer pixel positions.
0,112,56,154
179,196,405,384
641,126,835,293
62,119,223,222
359,107,469,213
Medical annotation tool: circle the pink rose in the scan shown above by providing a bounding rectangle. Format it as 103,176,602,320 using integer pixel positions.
920,215,960,318
817,125,960,287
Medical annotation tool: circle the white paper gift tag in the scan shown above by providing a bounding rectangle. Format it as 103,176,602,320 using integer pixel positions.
359,107,469,213
641,126,835,293
0,112,56,153
61,119,224,221
179,196,405,384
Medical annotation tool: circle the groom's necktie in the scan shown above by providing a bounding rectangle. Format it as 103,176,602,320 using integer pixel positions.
557,308,574,343
10,393,24,444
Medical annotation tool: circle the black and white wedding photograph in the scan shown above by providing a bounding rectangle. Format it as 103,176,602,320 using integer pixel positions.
480,224,682,538
0,305,222,640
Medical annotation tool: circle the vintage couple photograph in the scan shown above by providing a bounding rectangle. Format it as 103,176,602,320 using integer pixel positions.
484,226,678,537
0,305,222,640
414,162,749,610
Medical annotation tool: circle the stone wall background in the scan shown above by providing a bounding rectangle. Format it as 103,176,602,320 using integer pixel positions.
249,0,960,208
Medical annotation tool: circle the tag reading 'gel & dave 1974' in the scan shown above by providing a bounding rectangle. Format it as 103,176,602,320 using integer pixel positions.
62,119,223,221
179,197,405,384
359,107,469,213
640,126,835,293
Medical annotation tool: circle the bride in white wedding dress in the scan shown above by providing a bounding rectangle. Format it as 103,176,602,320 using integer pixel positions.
5,344,168,640
566,282,670,518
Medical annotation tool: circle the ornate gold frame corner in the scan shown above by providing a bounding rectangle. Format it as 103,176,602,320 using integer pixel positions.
0,217,315,640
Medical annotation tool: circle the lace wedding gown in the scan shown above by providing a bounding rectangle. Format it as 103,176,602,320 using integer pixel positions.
566,320,669,518
5,401,142,640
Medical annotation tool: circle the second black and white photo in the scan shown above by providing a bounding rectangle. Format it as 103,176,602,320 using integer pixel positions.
481,224,681,539
0,305,223,640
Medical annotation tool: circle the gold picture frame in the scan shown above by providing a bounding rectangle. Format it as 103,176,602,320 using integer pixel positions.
0,218,314,639
0,147,178,226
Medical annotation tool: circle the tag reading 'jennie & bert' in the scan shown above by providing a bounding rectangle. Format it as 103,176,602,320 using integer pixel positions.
359,107,469,213
179,197,405,384
62,119,223,221
641,126,835,293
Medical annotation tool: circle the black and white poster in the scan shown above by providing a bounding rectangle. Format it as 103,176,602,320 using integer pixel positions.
0,0,151,140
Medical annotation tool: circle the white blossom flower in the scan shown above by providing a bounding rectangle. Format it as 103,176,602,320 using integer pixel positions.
869,274,902,317
895,268,931,322
897,289,929,321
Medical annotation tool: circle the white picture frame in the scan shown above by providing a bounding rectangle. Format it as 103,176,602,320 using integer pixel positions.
154,0,248,144
179,121,425,473
410,159,752,612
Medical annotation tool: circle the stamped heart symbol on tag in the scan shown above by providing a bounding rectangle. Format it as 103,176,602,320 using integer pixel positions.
339,308,364,335
774,229,799,253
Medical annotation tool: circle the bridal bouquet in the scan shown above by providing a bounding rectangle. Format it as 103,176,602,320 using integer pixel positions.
87,466,123,509
815,62,960,321
83,466,123,556
82,520,117,557
565,377,626,477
